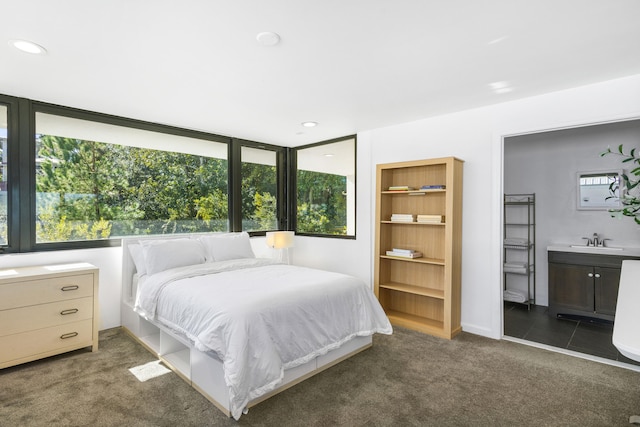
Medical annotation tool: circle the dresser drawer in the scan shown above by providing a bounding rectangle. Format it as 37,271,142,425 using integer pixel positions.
0,274,94,310
0,319,94,367
0,297,94,337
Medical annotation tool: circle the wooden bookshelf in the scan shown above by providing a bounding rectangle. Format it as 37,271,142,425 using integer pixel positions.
374,157,463,339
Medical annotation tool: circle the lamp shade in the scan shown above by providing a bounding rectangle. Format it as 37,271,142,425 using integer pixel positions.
265,231,294,249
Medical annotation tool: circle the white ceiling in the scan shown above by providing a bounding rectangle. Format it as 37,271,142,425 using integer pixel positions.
2,0,640,147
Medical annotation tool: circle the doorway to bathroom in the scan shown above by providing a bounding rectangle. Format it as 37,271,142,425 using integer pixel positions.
502,119,640,365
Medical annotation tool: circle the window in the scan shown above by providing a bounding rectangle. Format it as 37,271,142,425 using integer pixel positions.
35,112,229,243
1,94,349,252
241,146,278,232
295,136,356,237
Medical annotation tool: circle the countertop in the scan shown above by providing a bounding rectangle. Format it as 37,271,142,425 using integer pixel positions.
547,245,640,257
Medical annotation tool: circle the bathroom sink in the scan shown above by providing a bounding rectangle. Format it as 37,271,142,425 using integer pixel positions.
569,245,623,251
547,245,640,257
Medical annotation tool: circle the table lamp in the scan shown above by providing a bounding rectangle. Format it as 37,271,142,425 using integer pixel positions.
265,231,294,264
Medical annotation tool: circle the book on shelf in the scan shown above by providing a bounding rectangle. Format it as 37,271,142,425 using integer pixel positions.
416,214,444,223
420,184,446,190
386,250,423,259
391,248,417,254
388,185,415,191
390,213,415,222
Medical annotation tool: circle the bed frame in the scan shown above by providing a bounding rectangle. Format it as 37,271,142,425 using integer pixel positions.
120,233,372,417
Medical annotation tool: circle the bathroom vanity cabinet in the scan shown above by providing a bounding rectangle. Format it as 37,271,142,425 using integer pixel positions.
548,250,640,321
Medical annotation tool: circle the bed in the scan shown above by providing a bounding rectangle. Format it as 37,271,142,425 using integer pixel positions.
120,232,392,420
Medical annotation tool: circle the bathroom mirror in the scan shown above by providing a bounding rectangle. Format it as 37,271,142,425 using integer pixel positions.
577,170,623,210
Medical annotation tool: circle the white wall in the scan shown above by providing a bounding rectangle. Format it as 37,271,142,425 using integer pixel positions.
504,120,640,306
363,73,640,339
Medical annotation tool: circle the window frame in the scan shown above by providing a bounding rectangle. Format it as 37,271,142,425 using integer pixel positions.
30,102,238,251
291,135,357,239
0,94,353,252
0,95,23,254
231,138,288,235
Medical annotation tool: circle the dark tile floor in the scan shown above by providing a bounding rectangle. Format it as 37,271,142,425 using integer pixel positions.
504,301,640,366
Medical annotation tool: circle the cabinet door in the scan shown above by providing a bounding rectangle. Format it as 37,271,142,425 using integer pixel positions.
548,263,594,315
594,267,620,316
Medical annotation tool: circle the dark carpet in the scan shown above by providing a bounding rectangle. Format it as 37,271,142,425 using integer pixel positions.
1,326,639,426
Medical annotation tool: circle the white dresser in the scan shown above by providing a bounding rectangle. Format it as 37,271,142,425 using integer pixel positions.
0,263,99,369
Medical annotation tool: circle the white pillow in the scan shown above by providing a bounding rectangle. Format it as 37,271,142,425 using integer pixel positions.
128,243,147,276
141,238,206,275
199,232,255,262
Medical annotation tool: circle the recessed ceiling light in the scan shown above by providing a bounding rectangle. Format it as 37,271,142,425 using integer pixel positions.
256,32,280,47
324,153,335,157
489,81,508,90
9,39,47,55
487,36,508,45
489,81,513,94
301,121,318,128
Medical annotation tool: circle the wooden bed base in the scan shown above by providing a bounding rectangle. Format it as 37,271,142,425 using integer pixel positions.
120,234,373,417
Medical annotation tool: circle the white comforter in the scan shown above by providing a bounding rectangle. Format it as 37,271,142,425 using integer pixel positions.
134,258,392,419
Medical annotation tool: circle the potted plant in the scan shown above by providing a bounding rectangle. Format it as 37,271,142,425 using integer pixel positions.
601,145,640,224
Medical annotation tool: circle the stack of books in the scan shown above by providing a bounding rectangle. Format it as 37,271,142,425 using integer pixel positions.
390,213,415,222
420,184,446,190
417,214,444,223
388,185,415,191
386,248,423,259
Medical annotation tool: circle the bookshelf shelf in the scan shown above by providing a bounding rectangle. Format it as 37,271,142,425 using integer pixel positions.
385,310,445,335
381,221,445,226
374,157,463,340
379,282,445,299
381,189,446,195
379,255,445,265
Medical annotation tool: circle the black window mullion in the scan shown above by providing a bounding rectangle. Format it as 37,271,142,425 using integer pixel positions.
286,147,296,232
0,95,22,253
229,139,242,232
277,148,288,230
18,98,32,252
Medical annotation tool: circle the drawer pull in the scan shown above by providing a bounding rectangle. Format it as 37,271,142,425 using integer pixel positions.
61,285,79,291
60,332,79,340
60,308,79,315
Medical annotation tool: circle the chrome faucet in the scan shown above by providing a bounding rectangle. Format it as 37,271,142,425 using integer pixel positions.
581,233,610,247
582,233,599,247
